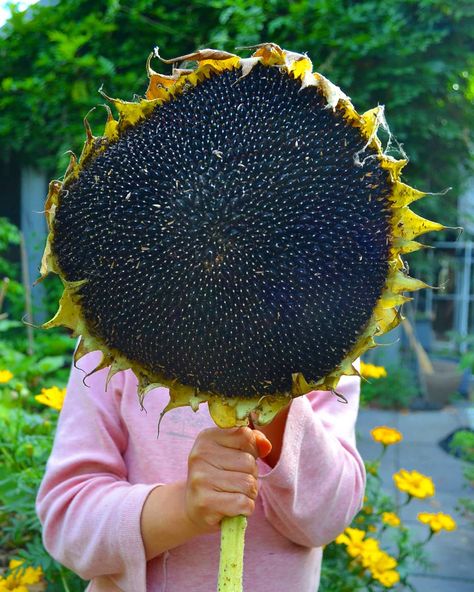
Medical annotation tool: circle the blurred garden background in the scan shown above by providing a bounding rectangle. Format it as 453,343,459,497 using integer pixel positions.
0,0,473,590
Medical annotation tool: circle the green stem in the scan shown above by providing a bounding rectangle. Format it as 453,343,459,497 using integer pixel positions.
217,515,247,592
399,494,412,508
59,567,72,592
423,530,435,544
376,445,387,462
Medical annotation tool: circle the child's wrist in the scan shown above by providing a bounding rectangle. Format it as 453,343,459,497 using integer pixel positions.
174,481,211,538
141,481,204,560
164,481,207,539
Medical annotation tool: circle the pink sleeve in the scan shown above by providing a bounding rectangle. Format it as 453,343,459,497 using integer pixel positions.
257,372,366,548
36,352,158,590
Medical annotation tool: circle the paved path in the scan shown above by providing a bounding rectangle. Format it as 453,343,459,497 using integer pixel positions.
356,406,474,592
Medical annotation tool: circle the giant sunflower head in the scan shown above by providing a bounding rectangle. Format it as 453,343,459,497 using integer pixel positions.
40,43,443,427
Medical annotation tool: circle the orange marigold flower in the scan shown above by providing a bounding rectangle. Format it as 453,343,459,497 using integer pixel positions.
393,469,435,499
371,426,403,446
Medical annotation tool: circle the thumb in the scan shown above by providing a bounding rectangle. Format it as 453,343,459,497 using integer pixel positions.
253,430,272,458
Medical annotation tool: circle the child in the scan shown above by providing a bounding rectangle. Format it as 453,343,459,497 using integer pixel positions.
36,350,365,591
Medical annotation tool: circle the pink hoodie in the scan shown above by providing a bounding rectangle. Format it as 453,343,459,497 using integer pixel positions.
36,351,365,592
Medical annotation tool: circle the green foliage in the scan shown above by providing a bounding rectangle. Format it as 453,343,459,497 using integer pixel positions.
447,333,474,374
0,403,84,591
361,365,419,409
459,335,474,375
0,0,473,227
0,0,222,173
450,429,474,464
0,216,20,251
320,550,369,592
0,321,74,395
449,429,474,522
0,217,75,393
0,217,24,321
0,217,78,588
0,407,54,550
460,350,474,373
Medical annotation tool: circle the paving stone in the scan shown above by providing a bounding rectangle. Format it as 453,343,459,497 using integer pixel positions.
357,409,399,434
396,409,462,444
405,522,474,581
356,433,397,461
410,575,474,592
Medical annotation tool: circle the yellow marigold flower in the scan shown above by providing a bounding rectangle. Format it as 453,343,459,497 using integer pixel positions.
371,551,398,573
360,361,388,379
382,512,401,527
368,549,397,574
359,538,381,568
371,426,403,446
393,469,435,499
417,512,457,533
0,369,13,383
35,386,66,411
337,529,399,588
374,569,401,588
335,528,369,558
0,559,43,591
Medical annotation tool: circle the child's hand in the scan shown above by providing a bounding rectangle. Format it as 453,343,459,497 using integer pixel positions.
185,427,272,533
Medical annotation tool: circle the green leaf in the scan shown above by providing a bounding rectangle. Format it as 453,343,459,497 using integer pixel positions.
0,320,23,332
35,356,67,375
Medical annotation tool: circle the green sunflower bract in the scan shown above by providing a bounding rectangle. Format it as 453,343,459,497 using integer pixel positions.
39,43,443,592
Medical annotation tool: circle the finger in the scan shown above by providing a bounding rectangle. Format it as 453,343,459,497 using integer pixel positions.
253,430,272,458
214,427,272,460
189,462,258,498
211,468,259,500
203,490,256,521
203,426,260,457
205,446,258,478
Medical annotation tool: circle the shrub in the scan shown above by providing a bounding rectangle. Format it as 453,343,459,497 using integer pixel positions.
360,364,419,409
